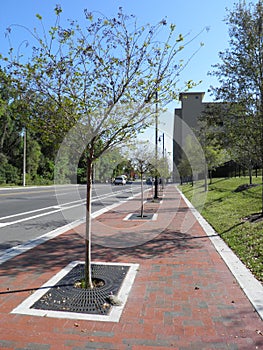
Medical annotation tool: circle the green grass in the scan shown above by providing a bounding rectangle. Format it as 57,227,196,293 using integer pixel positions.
179,177,263,283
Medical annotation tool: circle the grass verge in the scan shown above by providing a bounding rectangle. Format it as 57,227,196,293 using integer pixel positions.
179,177,263,283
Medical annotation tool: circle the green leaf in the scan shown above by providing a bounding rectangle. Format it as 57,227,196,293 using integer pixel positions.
176,34,184,42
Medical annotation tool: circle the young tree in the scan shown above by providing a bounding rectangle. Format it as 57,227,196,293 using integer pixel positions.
209,0,263,213
196,118,230,191
131,145,155,218
183,135,206,184
3,6,205,287
177,153,192,185
200,101,260,185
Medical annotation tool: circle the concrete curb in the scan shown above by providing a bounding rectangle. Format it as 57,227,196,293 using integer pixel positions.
177,186,263,321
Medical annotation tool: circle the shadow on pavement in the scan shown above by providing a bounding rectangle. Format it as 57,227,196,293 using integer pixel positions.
0,227,206,280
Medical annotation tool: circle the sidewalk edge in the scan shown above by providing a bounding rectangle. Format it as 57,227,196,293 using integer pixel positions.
177,186,263,321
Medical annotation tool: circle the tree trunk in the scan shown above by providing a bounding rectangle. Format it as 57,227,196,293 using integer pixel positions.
209,170,213,185
85,157,93,289
204,163,208,192
262,138,263,217
154,175,158,199
140,174,144,218
248,166,253,185
261,90,263,216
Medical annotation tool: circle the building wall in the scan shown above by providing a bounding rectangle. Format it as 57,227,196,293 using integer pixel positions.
173,92,206,181
178,92,205,128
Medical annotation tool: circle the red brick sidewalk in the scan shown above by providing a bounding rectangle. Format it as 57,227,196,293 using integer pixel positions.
0,185,262,350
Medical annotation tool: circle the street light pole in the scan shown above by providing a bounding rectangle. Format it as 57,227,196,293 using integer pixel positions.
159,133,165,189
22,128,26,187
257,0,263,216
154,91,158,199
159,133,165,158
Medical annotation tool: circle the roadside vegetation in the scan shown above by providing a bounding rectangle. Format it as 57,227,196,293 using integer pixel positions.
1,5,205,288
1,0,263,289
179,176,263,283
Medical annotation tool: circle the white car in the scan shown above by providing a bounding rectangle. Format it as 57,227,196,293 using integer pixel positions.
114,176,126,185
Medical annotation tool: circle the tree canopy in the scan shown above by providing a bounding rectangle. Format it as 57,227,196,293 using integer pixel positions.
1,5,206,287
208,0,263,207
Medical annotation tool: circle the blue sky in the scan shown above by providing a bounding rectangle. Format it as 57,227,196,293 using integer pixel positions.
1,0,255,106
0,0,257,158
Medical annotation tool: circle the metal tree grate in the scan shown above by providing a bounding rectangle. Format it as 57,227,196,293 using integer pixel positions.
128,213,155,220
31,263,130,315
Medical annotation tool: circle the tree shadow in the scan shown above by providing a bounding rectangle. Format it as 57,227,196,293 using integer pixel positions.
220,221,245,234
91,228,205,261
0,226,206,280
0,240,23,252
219,211,263,234
0,233,84,279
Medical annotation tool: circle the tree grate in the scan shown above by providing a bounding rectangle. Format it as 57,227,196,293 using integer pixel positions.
128,213,155,220
31,263,130,315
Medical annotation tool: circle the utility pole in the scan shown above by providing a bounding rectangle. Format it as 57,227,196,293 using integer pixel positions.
159,133,165,189
154,91,158,199
159,133,165,158
22,128,26,187
257,0,263,215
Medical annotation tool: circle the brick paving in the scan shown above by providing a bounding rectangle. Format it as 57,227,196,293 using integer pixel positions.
0,185,262,350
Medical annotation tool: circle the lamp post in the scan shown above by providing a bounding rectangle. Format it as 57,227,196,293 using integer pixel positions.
256,0,263,216
22,128,26,187
154,91,159,199
158,133,165,189
158,133,165,158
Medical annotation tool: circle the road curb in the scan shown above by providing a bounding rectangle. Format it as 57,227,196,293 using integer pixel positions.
177,186,263,321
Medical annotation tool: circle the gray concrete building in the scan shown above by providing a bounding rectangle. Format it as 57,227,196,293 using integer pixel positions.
173,91,209,181
174,92,205,129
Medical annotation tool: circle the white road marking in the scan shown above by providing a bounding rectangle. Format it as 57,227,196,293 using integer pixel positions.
0,187,140,227
0,189,146,265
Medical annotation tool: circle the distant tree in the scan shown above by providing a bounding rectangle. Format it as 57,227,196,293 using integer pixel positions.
78,147,126,183
180,135,205,186
3,6,206,287
177,153,192,185
157,155,170,186
26,136,42,183
209,0,263,213
224,105,261,184
131,146,155,218
0,68,26,183
206,145,229,184
196,118,230,191
0,68,65,185
200,102,260,185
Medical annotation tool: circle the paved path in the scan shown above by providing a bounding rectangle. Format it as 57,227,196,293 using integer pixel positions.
0,185,262,350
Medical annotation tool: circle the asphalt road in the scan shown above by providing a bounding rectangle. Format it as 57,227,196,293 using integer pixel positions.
0,183,142,253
